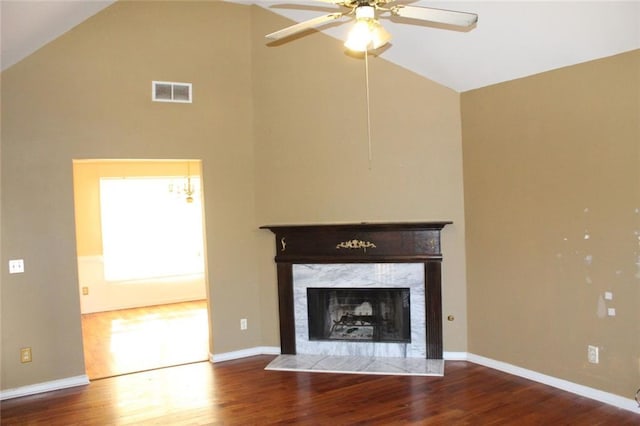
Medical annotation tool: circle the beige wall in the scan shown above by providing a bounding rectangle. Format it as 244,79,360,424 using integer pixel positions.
251,7,468,351
462,50,640,397
1,1,259,389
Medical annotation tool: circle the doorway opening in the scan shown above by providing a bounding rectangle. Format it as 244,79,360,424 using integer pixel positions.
72,159,210,379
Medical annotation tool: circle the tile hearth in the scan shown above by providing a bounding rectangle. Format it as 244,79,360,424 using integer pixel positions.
265,354,444,377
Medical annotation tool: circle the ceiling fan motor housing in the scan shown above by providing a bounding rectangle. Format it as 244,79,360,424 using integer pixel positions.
355,5,376,20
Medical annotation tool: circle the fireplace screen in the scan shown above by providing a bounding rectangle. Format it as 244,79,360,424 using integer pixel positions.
307,288,411,343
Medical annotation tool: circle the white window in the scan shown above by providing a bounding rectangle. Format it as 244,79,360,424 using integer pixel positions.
100,176,204,281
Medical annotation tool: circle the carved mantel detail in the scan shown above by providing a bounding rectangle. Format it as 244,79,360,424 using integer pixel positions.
336,239,377,252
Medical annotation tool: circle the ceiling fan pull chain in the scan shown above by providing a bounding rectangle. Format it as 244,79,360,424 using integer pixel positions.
365,49,373,170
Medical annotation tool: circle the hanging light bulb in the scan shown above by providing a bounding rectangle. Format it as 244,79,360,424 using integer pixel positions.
344,6,391,52
345,20,372,52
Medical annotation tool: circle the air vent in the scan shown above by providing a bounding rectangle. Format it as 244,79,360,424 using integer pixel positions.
152,81,192,103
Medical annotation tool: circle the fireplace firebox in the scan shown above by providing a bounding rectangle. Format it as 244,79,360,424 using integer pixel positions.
307,287,411,343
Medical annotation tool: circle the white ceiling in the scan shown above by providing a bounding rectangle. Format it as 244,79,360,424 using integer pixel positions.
1,1,639,92
0,0,116,71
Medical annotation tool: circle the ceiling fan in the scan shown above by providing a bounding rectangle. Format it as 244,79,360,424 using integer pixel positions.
264,1,478,169
265,0,478,51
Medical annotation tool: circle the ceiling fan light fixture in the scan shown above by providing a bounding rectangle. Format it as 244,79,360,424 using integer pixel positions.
344,6,391,52
344,19,391,52
344,20,373,52
344,6,391,53
369,22,391,49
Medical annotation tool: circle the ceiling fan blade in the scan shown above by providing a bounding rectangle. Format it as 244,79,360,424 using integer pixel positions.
391,5,477,27
266,12,345,40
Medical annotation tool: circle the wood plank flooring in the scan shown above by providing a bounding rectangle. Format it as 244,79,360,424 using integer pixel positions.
1,355,638,425
81,300,209,379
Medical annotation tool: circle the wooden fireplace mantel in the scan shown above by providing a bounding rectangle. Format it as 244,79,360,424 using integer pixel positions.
260,222,452,359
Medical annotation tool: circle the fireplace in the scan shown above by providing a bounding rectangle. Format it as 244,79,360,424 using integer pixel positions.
307,287,411,343
261,222,451,359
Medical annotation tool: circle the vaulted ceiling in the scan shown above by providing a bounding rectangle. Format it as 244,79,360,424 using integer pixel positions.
1,1,639,92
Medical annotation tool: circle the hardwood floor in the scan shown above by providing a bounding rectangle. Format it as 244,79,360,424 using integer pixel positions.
81,300,209,379
1,356,638,425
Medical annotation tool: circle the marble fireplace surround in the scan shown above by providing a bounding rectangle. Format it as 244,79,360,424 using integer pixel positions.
261,222,451,360
294,263,425,357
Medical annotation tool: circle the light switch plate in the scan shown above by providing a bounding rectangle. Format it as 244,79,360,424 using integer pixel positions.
9,259,24,274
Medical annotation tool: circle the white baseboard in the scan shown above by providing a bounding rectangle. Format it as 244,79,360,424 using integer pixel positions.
0,375,89,401
209,346,281,363
465,353,639,415
443,351,468,361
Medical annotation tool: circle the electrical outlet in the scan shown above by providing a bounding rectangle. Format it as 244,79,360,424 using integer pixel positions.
607,308,616,317
240,318,247,330
9,259,25,274
587,345,599,364
82,287,89,296
20,347,32,363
